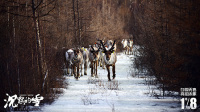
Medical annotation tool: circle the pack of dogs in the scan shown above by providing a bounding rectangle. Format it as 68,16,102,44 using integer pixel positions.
65,39,117,81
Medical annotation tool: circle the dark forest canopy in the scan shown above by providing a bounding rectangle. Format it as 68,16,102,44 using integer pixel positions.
0,0,200,110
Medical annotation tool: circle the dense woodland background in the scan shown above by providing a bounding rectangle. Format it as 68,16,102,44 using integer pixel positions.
0,0,200,111
130,0,200,102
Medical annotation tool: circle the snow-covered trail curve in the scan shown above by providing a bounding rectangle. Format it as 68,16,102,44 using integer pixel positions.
42,53,180,112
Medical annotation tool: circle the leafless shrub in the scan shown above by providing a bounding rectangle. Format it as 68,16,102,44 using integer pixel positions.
82,78,120,105
88,87,98,94
81,94,99,105
112,103,115,112
106,80,120,90
87,77,101,84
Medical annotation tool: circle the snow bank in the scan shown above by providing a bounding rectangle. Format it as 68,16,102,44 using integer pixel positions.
41,53,180,112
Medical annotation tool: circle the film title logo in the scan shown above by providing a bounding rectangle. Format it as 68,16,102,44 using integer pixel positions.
4,93,44,109
180,88,197,110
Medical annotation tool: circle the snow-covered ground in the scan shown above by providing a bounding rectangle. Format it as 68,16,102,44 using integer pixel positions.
42,53,181,112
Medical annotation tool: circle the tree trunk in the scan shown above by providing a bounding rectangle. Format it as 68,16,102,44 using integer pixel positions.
72,0,77,45
31,0,46,93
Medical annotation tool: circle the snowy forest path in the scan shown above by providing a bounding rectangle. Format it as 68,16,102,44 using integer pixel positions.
42,53,180,112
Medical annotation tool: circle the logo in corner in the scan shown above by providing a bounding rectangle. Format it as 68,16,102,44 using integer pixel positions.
4,93,44,108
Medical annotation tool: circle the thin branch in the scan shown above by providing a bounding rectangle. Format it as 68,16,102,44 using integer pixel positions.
39,0,56,9
39,3,56,18
41,19,54,23
5,11,33,18
4,0,32,7
35,0,44,10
